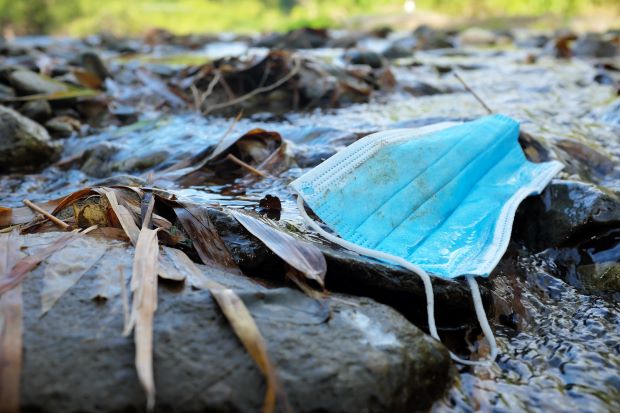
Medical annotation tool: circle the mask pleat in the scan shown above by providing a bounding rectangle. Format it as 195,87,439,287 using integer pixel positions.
353,117,517,249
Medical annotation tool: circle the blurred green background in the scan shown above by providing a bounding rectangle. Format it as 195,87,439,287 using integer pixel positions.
1,0,618,35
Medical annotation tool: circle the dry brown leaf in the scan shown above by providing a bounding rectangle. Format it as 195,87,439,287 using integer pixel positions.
130,227,159,410
72,68,103,89
40,237,108,315
168,248,287,413
0,231,23,413
18,188,97,233
87,227,130,242
71,196,110,228
125,196,160,411
100,189,140,245
231,211,326,288
173,205,240,274
125,203,172,231
157,246,189,281
0,231,82,295
0,206,13,227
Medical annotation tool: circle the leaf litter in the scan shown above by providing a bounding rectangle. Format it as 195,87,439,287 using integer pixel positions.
0,184,294,412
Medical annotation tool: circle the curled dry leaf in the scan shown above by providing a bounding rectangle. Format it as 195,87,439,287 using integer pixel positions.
72,68,103,89
173,204,241,274
168,248,287,413
71,195,110,228
0,231,23,413
15,188,96,232
162,128,286,187
231,211,326,288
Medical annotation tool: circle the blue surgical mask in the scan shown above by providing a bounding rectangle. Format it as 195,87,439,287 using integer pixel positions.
292,114,563,365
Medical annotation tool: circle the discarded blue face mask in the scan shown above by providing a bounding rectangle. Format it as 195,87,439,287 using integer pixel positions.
291,114,563,365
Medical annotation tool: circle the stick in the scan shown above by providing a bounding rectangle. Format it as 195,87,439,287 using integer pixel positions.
453,72,493,114
23,200,72,231
226,154,268,178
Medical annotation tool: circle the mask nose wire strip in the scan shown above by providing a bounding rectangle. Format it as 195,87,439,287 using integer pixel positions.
296,195,497,366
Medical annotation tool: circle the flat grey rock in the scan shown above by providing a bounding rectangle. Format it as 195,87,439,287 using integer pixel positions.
16,233,451,413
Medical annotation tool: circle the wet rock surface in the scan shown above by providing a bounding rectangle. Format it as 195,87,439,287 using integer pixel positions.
0,104,59,172
515,180,620,250
18,233,451,413
7,69,68,95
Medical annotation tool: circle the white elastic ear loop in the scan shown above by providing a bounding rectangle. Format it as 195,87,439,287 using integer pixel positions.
296,195,497,366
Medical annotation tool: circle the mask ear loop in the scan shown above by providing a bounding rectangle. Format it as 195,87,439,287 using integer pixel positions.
296,195,497,366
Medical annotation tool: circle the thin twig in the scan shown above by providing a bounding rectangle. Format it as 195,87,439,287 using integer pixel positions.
190,84,201,110
226,154,268,178
0,225,19,234
453,72,493,114
23,199,72,231
203,56,302,115
197,70,222,110
206,110,243,161
159,110,244,177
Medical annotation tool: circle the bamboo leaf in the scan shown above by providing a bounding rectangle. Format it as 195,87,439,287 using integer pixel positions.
130,227,160,410
40,237,108,315
158,246,190,281
231,211,326,288
173,205,240,274
125,196,160,410
0,231,23,413
100,189,140,245
0,231,82,295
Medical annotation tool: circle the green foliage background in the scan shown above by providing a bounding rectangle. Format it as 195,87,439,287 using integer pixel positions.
1,0,618,35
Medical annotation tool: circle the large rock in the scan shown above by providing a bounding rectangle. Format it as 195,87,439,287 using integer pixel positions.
0,104,60,172
514,179,620,250
17,232,451,412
